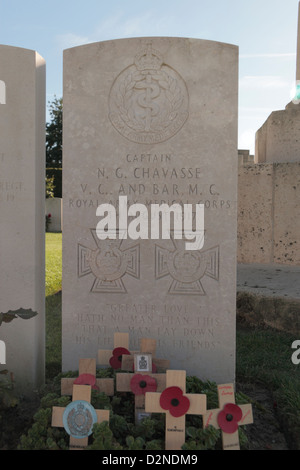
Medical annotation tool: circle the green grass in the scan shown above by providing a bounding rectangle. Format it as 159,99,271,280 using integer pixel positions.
45,233,300,448
45,233,62,377
236,325,300,448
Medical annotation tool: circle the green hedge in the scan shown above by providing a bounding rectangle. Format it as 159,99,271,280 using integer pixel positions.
46,168,62,198
18,373,251,450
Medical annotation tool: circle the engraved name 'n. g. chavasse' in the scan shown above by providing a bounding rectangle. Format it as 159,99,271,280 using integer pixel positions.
68,158,231,210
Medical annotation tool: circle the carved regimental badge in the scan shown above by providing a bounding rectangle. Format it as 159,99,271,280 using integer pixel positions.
135,354,152,372
63,400,98,438
109,43,189,143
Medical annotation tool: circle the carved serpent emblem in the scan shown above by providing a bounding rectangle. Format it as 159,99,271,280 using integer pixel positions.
108,44,189,143
135,74,161,131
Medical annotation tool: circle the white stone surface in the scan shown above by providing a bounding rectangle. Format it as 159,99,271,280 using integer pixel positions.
255,102,300,164
46,197,62,232
0,45,46,393
238,162,300,266
62,37,238,383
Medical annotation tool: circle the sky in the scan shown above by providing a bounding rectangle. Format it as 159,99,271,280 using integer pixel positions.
1,0,300,154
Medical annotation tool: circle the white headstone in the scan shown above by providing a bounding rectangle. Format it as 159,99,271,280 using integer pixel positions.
0,80,6,104
62,37,238,383
0,45,46,393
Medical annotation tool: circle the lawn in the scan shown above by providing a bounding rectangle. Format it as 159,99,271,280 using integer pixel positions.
45,233,62,376
44,233,300,449
45,233,62,297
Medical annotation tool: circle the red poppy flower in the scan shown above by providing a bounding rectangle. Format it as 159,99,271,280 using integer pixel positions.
109,347,130,369
74,373,99,390
130,374,158,395
160,386,190,417
217,403,243,433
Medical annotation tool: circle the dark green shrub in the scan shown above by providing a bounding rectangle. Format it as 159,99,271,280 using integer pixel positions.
18,373,250,451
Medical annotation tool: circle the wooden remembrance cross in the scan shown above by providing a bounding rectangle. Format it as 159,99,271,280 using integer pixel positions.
203,383,253,450
98,332,137,369
52,384,110,449
145,370,207,450
116,352,167,423
61,358,114,396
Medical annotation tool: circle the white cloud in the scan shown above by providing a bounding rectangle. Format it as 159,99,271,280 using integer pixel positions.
239,75,289,90
238,129,256,154
239,106,273,119
240,53,295,59
55,11,160,50
119,12,154,37
93,12,126,40
55,33,90,50
55,10,178,50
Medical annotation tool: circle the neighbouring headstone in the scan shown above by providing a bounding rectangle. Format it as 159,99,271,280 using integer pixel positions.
0,45,46,393
45,197,62,232
62,37,238,383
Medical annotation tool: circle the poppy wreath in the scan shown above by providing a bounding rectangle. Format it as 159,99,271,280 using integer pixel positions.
159,386,190,417
109,347,131,369
74,373,100,391
130,374,158,395
217,403,243,433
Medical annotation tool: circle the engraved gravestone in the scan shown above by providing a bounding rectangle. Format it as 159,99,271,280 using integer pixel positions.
62,37,238,383
0,45,46,393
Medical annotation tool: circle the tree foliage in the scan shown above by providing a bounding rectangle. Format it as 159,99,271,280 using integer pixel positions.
46,96,62,168
46,175,55,198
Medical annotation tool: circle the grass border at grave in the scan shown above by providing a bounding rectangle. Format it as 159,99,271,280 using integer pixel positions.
42,233,300,450
45,293,62,379
236,323,300,449
45,232,62,297
45,233,62,378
